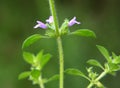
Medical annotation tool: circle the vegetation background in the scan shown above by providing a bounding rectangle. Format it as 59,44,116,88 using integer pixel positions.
0,0,120,88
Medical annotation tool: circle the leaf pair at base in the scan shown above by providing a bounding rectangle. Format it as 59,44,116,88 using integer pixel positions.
18,71,59,84
23,50,52,70
22,29,96,49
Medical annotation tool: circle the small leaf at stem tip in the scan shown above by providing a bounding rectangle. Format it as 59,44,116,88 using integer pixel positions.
87,59,104,70
31,69,41,79
112,52,120,64
36,50,44,63
70,29,96,38
108,63,120,72
96,45,111,62
23,52,35,64
112,52,117,59
18,71,31,80
44,74,59,83
41,54,52,68
65,68,87,78
22,34,43,49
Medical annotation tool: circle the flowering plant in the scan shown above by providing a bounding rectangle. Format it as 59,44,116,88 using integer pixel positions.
19,0,120,88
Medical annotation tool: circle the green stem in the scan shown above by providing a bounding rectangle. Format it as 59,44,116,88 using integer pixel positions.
49,0,64,88
87,83,93,88
57,37,64,88
87,71,107,88
49,0,59,36
39,75,45,88
96,81,104,88
95,71,107,81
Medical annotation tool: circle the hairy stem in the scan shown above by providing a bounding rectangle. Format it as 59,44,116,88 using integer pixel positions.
57,37,64,88
49,0,64,88
39,75,45,88
49,0,59,36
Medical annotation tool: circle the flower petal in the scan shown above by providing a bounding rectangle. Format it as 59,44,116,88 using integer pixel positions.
34,21,47,29
68,17,80,26
46,16,53,23
34,24,40,28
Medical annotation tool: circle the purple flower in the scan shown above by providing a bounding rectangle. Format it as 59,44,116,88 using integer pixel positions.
34,21,47,29
68,17,80,26
46,16,53,23
34,16,53,29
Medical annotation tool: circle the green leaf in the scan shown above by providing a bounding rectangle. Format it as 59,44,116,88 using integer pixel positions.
112,52,117,59
65,68,88,79
87,67,98,79
113,57,120,64
96,45,111,62
41,54,52,68
23,52,34,64
18,71,31,80
45,74,59,83
109,71,116,76
22,34,42,49
31,69,40,79
65,68,84,76
36,50,44,62
86,67,93,73
112,52,120,64
108,63,120,72
33,50,44,70
87,59,104,70
71,29,96,38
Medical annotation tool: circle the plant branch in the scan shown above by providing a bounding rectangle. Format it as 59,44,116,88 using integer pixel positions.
87,82,93,88
95,71,107,81
87,71,107,88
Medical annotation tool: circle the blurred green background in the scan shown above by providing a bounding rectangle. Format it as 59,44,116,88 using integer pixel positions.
0,0,120,88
